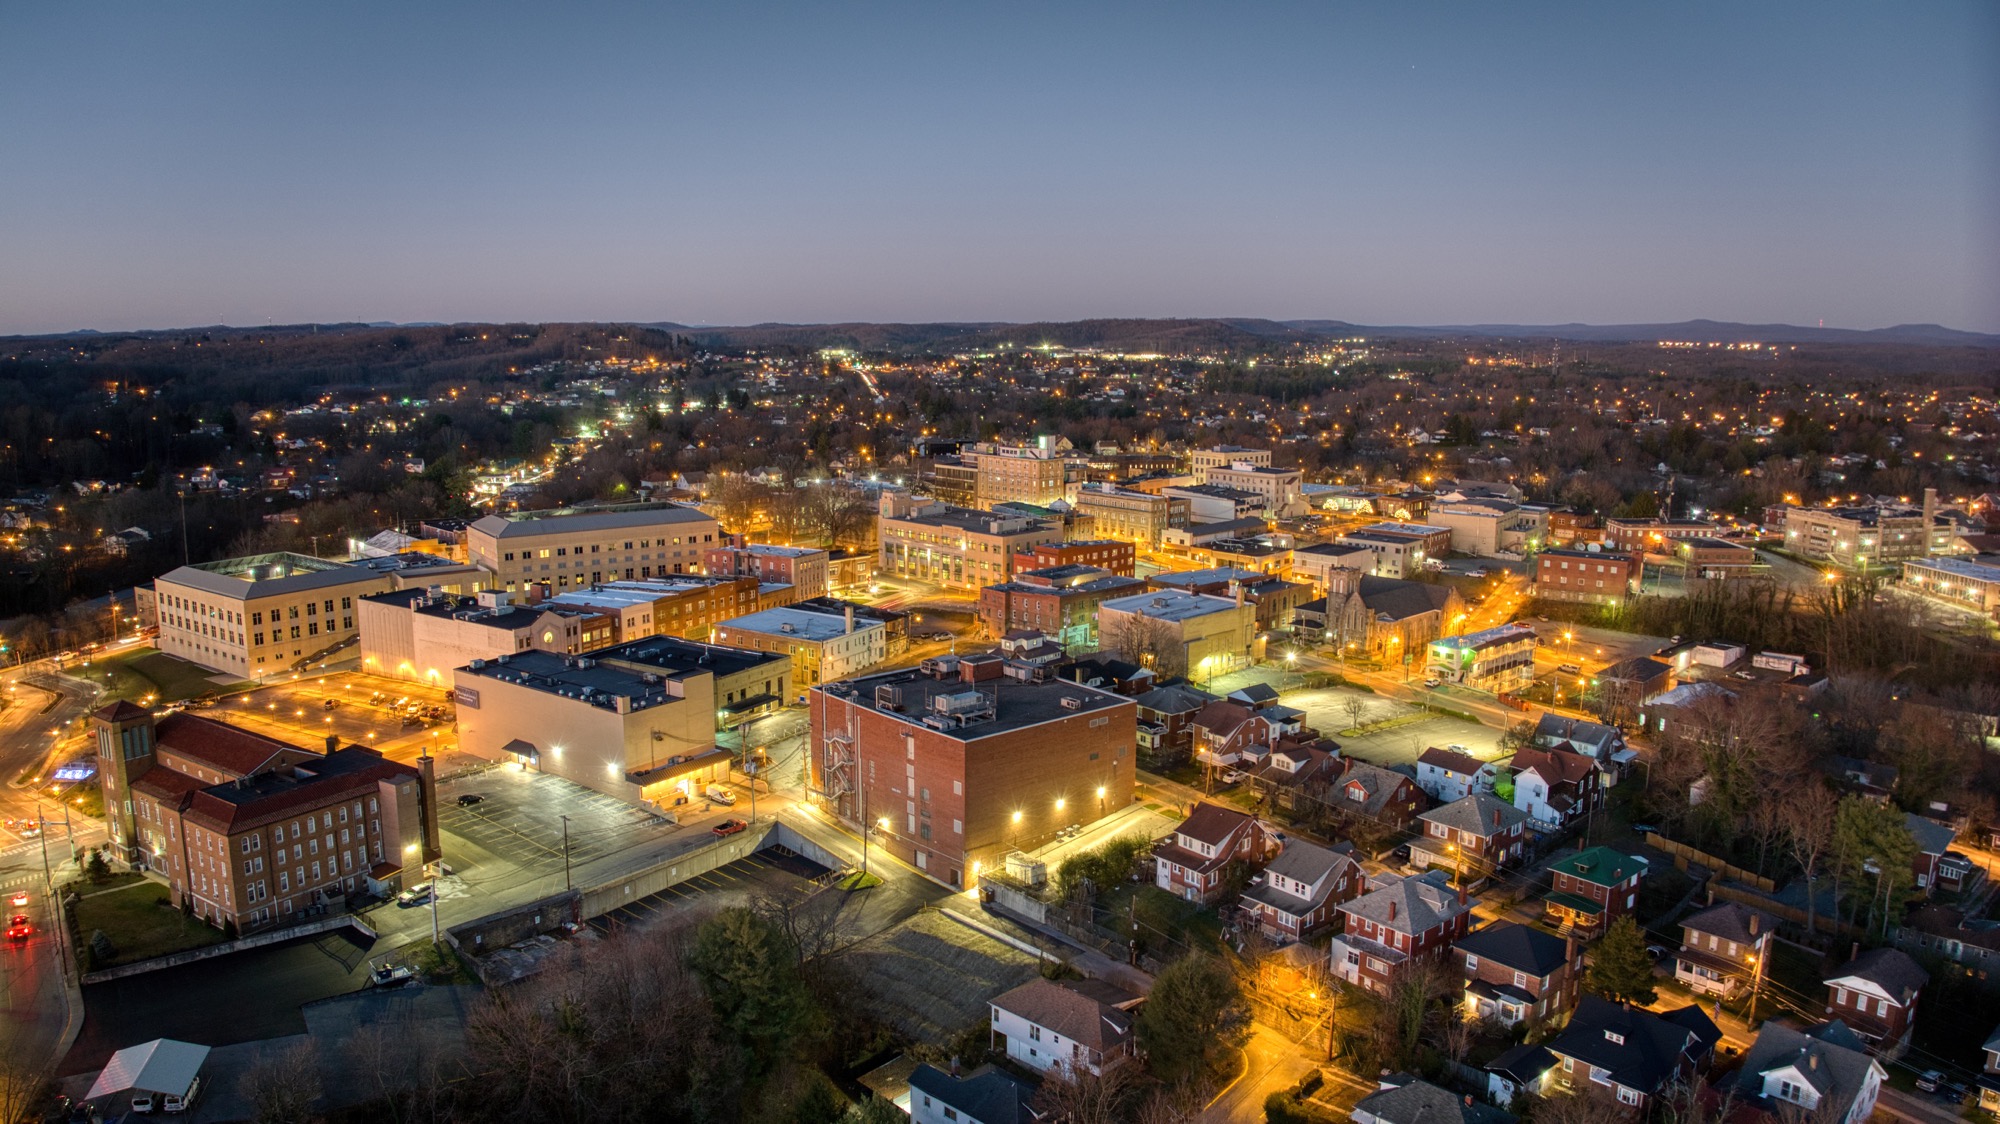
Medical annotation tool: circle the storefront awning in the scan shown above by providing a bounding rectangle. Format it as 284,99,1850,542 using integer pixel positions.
719,693,781,717
501,738,540,759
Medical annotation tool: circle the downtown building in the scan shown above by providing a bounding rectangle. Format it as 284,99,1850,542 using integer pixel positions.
1071,483,1191,548
1779,489,1958,569
1189,445,1271,484
809,656,1137,889
712,603,889,689
95,702,438,931
464,502,723,595
876,492,1061,592
702,543,830,600
357,587,612,689
977,565,1145,650
964,439,1075,508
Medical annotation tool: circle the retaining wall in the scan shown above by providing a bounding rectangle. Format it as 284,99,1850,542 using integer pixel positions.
575,821,779,919
82,915,378,984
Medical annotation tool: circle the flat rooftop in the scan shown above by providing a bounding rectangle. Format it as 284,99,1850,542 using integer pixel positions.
1430,624,1537,652
161,551,456,600
469,501,713,539
1150,567,1265,588
1355,522,1451,537
1907,556,2000,580
1099,589,1242,623
363,589,594,630
818,665,1132,738
459,636,786,712
718,606,882,642
882,503,1047,535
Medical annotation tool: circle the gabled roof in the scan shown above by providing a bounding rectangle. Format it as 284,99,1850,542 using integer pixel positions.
1192,700,1263,738
1132,682,1217,715
86,1038,210,1100
1827,947,1929,1003
152,713,315,779
1484,1043,1556,1085
1354,576,1455,621
1546,997,1720,1095
1420,792,1528,838
1350,1077,1515,1124
1417,746,1485,777
1600,656,1671,682
907,1064,1038,1124
1904,813,1957,856
1680,901,1772,946
1731,1019,1883,1122
1340,870,1474,936
990,978,1135,1053
1455,921,1570,977
1173,801,1256,848
1509,745,1597,788
1228,683,1281,706
1532,714,1620,752
1259,838,1354,890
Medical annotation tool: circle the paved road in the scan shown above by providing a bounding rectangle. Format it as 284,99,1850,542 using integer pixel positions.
1202,1022,1317,1123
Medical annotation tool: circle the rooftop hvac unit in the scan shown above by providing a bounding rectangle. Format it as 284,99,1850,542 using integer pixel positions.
873,684,905,711
932,690,987,715
1059,696,1084,711
468,659,486,670
922,716,954,731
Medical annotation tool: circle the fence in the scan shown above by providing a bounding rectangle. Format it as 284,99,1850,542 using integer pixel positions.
81,914,378,984
1648,833,1777,893
1706,881,1869,944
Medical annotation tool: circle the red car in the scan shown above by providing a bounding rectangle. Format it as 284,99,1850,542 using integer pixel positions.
6,915,29,941
711,818,748,837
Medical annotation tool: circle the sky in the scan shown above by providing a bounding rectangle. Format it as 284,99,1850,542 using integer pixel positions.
2,2,1995,335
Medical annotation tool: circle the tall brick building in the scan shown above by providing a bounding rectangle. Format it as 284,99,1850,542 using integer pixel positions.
809,657,1137,889
94,702,438,931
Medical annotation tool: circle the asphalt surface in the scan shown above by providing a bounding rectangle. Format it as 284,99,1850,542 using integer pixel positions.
590,848,831,932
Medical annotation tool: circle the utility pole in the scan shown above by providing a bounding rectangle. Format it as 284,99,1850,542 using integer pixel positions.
560,815,572,891
429,861,441,947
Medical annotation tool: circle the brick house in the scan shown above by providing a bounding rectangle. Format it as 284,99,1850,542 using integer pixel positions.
1905,813,1957,895
93,702,437,932
1190,699,1304,769
1506,745,1602,830
1154,802,1276,904
1415,746,1492,804
1131,682,1216,767
1411,793,1528,884
1329,871,1478,994
1541,846,1646,935
1823,947,1929,1058
1674,901,1773,999
1544,996,1722,1112
1239,838,1363,941
1242,740,1343,816
1454,921,1584,1028
1327,758,1428,833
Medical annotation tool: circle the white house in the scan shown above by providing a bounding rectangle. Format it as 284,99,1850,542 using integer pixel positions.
1728,1020,1884,1124
989,978,1140,1077
1415,746,1492,804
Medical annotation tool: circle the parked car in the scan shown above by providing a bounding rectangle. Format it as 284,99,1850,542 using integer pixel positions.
163,1078,200,1113
1645,945,1669,961
1422,677,1442,689
8,889,25,907
1556,663,1582,675
712,818,748,837
454,793,485,807
1389,844,1411,864
706,784,737,805
369,962,416,988
397,883,433,908
1466,568,1488,578
1916,1071,1943,1093
129,1091,156,1113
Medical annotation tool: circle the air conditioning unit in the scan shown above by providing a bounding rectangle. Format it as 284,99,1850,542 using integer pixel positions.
1059,696,1084,710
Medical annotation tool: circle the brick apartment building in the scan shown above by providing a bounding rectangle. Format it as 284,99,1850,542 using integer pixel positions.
1532,548,1642,606
1014,539,1136,576
976,565,1144,648
702,543,831,600
1542,845,1646,935
94,702,438,932
809,656,1136,889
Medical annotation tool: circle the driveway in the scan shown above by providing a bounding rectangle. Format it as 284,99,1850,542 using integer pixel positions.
1202,1022,1317,1123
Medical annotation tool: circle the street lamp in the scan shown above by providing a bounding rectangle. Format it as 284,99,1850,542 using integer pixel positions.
1096,785,1106,818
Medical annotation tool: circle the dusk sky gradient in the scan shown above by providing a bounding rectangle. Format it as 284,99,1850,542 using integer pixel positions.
3,2,1995,335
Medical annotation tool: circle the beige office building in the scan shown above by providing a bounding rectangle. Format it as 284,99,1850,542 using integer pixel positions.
466,503,723,595
1190,445,1271,485
154,552,483,680
1206,464,1305,519
876,493,1061,591
712,604,888,689
966,440,1071,508
1096,590,1256,682
357,588,609,689
1073,484,1191,547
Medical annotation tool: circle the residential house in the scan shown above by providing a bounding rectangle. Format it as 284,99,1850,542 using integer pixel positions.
1351,1075,1516,1124
1674,901,1773,999
1329,758,1428,833
1543,996,1722,1111
1191,699,1305,770
1823,947,1928,1058
1728,1020,1885,1124
1131,681,1216,768
1239,838,1363,941
1411,793,1529,884
908,1064,1040,1124
989,978,1141,1077
1415,746,1492,805
1153,802,1276,904
1505,745,1602,831
1242,740,1344,817
1542,846,1646,936
1483,1045,1559,1107
1455,921,1584,1028
1979,1022,2000,1117
1896,904,2000,991
1531,715,1633,785
1329,870,1478,994
1906,813,1958,894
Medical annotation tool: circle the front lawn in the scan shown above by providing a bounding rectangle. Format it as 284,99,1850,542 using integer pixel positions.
69,879,226,968
72,647,243,705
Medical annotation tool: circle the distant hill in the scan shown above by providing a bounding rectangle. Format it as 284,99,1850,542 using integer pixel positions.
1281,318,2000,347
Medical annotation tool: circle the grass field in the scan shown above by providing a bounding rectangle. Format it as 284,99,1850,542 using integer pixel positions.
73,646,244,705
70,878,226,967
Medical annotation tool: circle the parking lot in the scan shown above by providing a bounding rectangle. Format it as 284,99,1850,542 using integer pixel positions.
436,768,681,875
590,848,831,932
190,671,454,754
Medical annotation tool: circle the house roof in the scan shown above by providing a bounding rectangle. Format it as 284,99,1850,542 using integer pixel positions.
1680,901,1772,946
1731,1019,1883,1123
1454,921,1570,976
1420,792,1528,838
1904,813,1957,856
1229,683,1281,706
1532,714,1620,751
152,713,315,778
1354,576,1455,621
990,978,1135,1053
1546,997,1721,1096
1350,1077,1516,1124
907,1064,1038,1124
1340,870,1474,936
1546,846,1645,888
1601,656,1671,682
1192,700,1263,738
1828,947,1929,1003
1484,1043,1557,1084
1173,801,1256,849
1259,838,1354,890
1417,746,1485,777
1132,682,1217,715
1509,745,1597,787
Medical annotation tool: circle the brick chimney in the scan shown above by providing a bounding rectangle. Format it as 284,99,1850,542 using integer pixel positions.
1388,900,1397,922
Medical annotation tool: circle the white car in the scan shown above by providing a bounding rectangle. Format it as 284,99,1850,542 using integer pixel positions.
130,1092,156,1114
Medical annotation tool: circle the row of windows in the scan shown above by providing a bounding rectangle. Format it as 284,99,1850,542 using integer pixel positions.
250,617,351,646
498,534,716,563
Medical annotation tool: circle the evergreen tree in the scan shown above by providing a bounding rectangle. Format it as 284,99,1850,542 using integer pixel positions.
1586,916,1658,1006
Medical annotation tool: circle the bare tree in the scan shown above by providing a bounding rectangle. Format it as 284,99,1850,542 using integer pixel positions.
1533,1085,1634,1123
0,1057,49,1124
1341,696,1368,731
1100,614,1187,680
1782,783,1838,934
1031,1063,1138,1124
238,1041,322,1124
